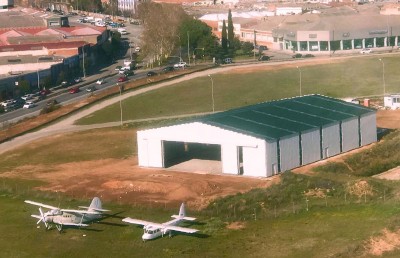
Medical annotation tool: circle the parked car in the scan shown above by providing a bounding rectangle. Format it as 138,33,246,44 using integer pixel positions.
117,28,128,35
223,58,233,64
21,94,34,101
162,66,175,73
292,53,303,58
23,101,36,109
173,62,187,68
117,76,128,82
360,48,372,54
115,66,122,71
147,71,157,77
74,77,82,83
258,56,270,61
135,46,141,52
40,89,51,96
86,86,97,92
304,54,315,58
69,87,80,94
96,78,105,85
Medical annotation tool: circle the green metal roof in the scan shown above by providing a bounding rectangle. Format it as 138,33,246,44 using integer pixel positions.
200,94,375,141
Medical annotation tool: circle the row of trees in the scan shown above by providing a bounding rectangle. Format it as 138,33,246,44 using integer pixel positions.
138,3,255,64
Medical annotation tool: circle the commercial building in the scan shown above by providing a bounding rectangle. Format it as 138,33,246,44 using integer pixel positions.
201,4,400,53
137,95,377,178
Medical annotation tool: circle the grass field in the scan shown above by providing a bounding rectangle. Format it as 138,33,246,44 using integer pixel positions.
76,55,400,125
3,55,400,257
2,174,400,258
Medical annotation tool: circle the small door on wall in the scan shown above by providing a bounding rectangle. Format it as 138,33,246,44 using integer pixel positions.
237,146,243,175
323,147,329,159
272,163,278,175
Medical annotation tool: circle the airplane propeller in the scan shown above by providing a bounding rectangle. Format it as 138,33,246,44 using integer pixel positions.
37,207,49,229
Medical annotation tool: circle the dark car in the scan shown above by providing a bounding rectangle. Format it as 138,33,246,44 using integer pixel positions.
117,76,128,82
292,53,303,59
162,66,174,73
258,56,270,61
40,89,51,96
147,71,157,77
69,87,80,94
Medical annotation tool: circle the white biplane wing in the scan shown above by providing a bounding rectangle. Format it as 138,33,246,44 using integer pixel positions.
61,209,100,215
25,200,58,210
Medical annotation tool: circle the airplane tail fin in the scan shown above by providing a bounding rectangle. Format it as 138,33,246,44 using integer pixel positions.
171,203,196,221
79,197,110,213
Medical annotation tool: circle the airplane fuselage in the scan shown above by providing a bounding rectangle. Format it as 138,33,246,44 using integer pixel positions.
46,212,102,225
142,218,181,241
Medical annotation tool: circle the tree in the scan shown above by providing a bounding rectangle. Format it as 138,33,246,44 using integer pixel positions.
227,9,234,48
221,20,228,51
138,2,187,63
179,18,217,59
241,41,254,55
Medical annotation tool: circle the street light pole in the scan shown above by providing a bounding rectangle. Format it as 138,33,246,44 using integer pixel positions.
187,31,190,66
296,66,302,96
208,75,215,112
118,83,123,127
176,35,182,62
379,58,386,96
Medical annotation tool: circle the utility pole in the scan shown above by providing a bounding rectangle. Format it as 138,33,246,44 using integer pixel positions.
187,31,190,66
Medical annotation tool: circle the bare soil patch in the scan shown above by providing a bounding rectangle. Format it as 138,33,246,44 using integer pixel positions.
0,158,276,210
226,221,247,230
364,228,400,256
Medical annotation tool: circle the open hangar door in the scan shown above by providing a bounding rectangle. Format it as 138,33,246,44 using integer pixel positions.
163,141,222,172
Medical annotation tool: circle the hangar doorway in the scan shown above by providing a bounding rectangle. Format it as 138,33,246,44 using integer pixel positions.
163,141,222,173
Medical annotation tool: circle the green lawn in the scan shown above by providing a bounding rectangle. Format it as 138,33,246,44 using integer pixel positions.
76,55,400,125
1,177,400,258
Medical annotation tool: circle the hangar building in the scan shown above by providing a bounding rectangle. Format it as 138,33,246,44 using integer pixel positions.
137,95,377,177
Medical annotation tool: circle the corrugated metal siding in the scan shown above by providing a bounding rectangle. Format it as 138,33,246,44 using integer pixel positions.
265,141,278,177
322,124,341,158
341,118,360,152
360,113,377,145
137,137,163,167
301,129,321,165
279,135,300,171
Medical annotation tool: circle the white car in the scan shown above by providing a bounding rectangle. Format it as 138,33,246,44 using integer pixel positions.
135,46,141,52
96,79,105,85
360,48,372,54
117,28,127,35
173,62,187,68
23,101,36,109
21,94,34,101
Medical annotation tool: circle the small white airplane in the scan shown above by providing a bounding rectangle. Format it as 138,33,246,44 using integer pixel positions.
25,197,110,232
122,203,199,241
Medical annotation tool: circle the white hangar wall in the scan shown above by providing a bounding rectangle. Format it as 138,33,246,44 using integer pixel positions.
137,122,271,177
136,95,377,178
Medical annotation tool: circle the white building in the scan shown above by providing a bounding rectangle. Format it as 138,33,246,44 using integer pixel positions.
118,0,136,13
384,94,400,110
137,95,377,178
0,0,13,10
